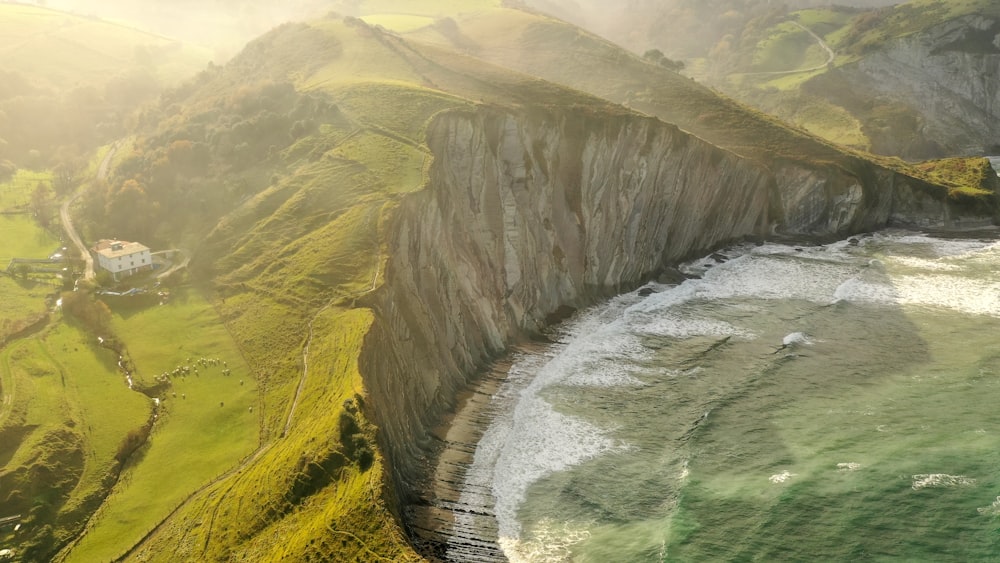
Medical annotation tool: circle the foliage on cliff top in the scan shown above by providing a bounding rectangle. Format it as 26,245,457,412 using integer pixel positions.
911,157,999,198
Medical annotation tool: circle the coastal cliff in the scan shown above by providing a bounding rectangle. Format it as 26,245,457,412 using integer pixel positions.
357,104,987,544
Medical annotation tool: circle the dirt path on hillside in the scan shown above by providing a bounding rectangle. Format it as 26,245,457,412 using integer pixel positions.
740,21,835,77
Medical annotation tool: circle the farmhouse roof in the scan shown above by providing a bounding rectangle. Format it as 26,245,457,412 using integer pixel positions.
93,239,149,259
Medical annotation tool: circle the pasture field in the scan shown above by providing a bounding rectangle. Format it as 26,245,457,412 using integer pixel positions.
63,286,258,562
0,215,61,264
0,169,52,211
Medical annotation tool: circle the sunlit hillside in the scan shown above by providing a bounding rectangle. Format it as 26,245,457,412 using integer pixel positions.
0,2,995,562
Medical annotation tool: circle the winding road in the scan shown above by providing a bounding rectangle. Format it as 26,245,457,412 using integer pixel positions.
62,142,120,281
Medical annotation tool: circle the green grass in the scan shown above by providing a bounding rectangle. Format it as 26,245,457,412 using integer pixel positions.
0,277,50,341
330,131,428,192
0,215,60,264
0,169,52,211
912,157,997,197
794,8,855,34
43,322,151,515
332,82,465,142
301,19,427,89
63,286,258,563
127,307,419,562
758,67,827,90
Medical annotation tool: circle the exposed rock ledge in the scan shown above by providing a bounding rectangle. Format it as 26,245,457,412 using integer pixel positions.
357,105,991,552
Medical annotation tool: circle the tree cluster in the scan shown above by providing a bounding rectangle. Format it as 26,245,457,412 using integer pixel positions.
642,49,685,72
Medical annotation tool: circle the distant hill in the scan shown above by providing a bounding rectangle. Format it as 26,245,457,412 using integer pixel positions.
522,0,1000,159
44,0,332,59
0,3,210,170
521,0,902,59
719,0,1000,158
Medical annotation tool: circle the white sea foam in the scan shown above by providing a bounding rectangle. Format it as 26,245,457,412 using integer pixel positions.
911,473,976,490
831,277,899,304
837,462,861,471
498,519,592,563
880,231,998,258
977,496,1000,516
889,255,963,272
769,470,795,484
640,253,868,316
783,332,812,347
451,307,635,558
894,275,1000,317
638,313,755,340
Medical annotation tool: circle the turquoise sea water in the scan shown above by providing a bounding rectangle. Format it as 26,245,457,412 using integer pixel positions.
452,231,1000,562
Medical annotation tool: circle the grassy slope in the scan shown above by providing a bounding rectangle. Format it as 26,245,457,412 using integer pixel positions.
750,21,825,73
0,3,210,89
0,170,60,341
103,16,474,562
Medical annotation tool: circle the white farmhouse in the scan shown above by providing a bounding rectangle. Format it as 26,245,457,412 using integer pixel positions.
93,239,153,281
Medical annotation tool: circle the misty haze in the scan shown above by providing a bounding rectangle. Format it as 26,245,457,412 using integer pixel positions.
1,0,1000,561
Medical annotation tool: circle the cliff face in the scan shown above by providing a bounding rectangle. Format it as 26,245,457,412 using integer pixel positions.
358,106,984,524
844,14,1000,156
